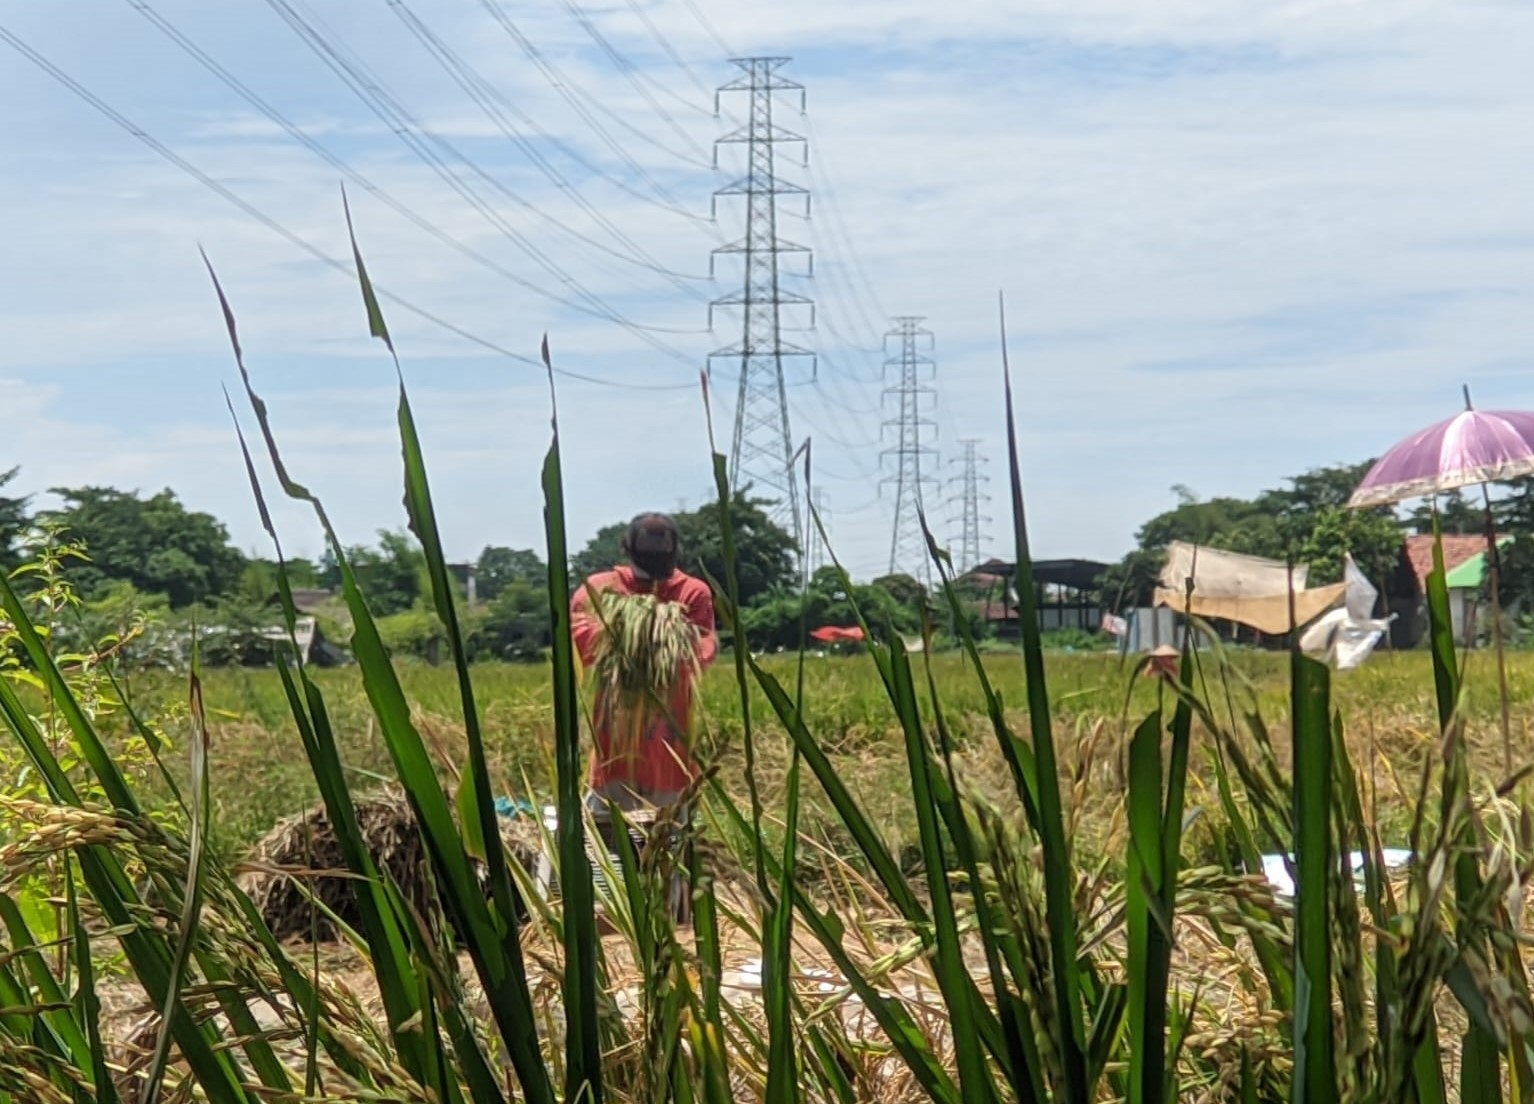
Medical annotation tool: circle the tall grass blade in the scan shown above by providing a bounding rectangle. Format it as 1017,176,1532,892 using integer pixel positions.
698,376,771,903
221,366,439,1085
706,777,964,1104
209,252,549,1103
1292,651,1335,1104
887,635,998,1104
0,579,253,1104
1125,710,1167,1104
539,337,603,1104
998,292,1089,1100
0,896,92,1090
764,748,801,1104
918,537,1044,1102
916,517,1040,830
345,203,556,1098
142,647,213,1104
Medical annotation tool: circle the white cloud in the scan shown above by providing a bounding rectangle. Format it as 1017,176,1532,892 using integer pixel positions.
3,0,1534,578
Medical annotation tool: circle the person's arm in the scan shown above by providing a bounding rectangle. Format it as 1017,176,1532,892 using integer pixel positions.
685,579,718,668
570,575,607,667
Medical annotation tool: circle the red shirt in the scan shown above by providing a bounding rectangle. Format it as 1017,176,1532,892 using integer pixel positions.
570,565,717,795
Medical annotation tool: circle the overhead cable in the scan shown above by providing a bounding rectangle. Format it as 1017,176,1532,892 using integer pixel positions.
0,23,697,392
382,0,712,294
123,0,707,316
261,0,705,358
476,0,722,231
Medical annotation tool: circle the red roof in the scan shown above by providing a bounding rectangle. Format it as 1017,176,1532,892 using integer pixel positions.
809,625,865,643
1403,533,1490,588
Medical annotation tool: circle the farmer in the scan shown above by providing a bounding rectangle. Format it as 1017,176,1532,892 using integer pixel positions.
570,512,717,815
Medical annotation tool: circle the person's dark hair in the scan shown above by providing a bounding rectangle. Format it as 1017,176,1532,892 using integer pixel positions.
622,513,681,579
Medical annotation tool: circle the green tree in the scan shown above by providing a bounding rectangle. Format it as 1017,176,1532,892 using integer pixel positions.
675,493,797,606
475,545,545,602
1406,488,1483,535
39,486,246,607
570,494,798,608
1098,463,1403,606
569,522,628,584
468,579,550,661
739,566,920,651
349,530,426,617
0,466,29,571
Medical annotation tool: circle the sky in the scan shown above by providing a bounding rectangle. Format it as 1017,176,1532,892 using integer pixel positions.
2,0,1533,582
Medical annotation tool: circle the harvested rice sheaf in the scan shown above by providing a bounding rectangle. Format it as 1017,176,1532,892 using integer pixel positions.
239,786,543,943
586,590,702,760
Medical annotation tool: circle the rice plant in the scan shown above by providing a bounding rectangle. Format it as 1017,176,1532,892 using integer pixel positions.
2,205,1534,1103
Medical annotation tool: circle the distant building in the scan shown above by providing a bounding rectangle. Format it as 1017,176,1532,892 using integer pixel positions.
1391,533,1507,647
963,558,1110,639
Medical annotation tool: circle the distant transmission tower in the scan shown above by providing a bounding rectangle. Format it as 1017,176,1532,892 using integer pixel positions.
948,439,990,573
807,487,829,576
707,57,815,549
882,317,938,585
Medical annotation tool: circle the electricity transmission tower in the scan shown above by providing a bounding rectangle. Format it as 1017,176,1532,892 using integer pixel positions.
948,439,990,573
882,317,938,585
707,57,815,549
807,487,829,576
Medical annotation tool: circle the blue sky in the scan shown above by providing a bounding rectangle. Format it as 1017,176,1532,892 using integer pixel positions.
2,0,1533,581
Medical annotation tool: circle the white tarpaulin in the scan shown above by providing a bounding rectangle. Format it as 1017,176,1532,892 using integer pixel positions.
1297,554,1396,670
1153,541,1346,635
1158,541,1309,598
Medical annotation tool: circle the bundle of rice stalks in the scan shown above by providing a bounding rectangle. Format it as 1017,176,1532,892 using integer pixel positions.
240,786,543,943
586,590,702,762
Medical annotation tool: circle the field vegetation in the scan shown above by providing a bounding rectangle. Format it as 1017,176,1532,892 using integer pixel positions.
5,213,1534,1103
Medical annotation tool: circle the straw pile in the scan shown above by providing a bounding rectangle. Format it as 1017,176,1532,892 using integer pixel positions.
586,590,701,761
240,786,544,943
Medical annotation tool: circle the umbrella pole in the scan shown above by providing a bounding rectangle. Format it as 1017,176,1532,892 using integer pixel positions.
1481,484,1513,775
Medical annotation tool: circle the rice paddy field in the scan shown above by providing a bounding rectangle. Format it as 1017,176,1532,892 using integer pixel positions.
116,646,1529,870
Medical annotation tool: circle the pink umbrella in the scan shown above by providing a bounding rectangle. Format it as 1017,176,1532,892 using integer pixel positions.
1348,386,1531,773
1348,404,1534,508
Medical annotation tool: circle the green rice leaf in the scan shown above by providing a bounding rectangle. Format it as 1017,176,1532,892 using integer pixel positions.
764,747,801,1104
539,336,603,1104
142,650,213,1104
998,294,1089,1101
342,184,393,350
1125,710,1167,1104
209,250,548,1103
1291,651,1335,1104
887,635,998,1104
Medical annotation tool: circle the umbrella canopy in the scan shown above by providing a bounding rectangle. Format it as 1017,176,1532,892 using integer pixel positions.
1348,407,1534,508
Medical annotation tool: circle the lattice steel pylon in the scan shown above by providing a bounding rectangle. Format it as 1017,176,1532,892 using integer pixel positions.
707,57,816,550
882,317,938,586
807,486,829,576
947,439,990,574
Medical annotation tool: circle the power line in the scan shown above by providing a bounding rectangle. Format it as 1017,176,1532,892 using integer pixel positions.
475,0,721,230
616,0,716,103
558,0,719,164
0,23,697,393
677,0,734,58
802,110,890,334
261,0,705,359
382,0,712,293
122,0,707,325
882,316,939,586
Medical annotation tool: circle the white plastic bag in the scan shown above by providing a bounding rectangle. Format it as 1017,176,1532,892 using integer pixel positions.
1298,554,1395,671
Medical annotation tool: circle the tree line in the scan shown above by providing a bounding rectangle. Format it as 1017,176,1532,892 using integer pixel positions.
20,455,1525,666
1095,459,1534,621
0,468,944,663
